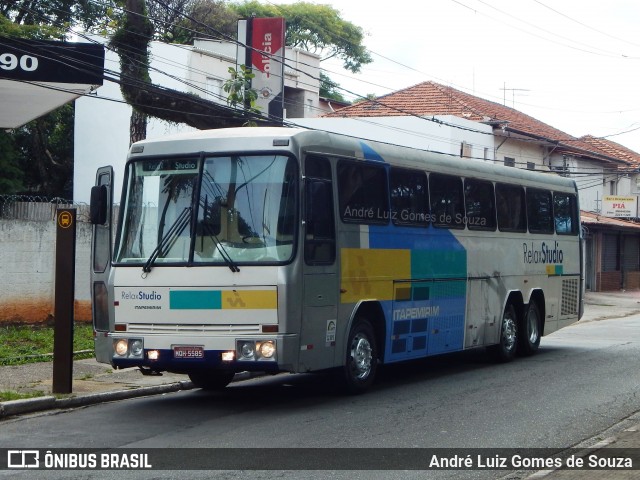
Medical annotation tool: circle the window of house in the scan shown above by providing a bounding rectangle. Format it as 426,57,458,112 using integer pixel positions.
504,157,515,168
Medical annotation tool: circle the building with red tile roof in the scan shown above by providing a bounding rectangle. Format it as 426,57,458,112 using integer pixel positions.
323,81,640,292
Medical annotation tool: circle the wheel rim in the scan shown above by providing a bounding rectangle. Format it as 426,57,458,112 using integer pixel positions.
349,333,373,380
526,307,540,344
502,312,517,352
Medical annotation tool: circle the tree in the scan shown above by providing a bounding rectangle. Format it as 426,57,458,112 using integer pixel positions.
0,3,114,198
110,0,266,139
0,131,24,195
319,72,347,103
0,1,114,38
147,0,237,44
11,104,75,198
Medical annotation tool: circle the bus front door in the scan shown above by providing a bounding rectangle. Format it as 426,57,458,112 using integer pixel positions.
300,165,338,371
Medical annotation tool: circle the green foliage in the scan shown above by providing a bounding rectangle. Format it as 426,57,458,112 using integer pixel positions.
319,72,347,103
0,1,117,38
223,65,256,107
223,65,261,125
0,131,24,195
11,104,75,197
0,390,45,401
148,0,237,44
231,1,372,73
0,13,63,39
0,323,94,366
110,0,153,86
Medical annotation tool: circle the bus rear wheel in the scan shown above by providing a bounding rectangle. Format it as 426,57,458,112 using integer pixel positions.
342,319,378,394
490,303,518,362
518,301,541,356
188,370,235,390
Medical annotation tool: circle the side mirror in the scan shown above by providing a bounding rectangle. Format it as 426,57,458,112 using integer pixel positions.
90,185,108,225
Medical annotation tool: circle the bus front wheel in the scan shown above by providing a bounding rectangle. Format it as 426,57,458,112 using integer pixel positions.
188,370,235,390
342,319,378,394
490,304,518,362
518,301,541,356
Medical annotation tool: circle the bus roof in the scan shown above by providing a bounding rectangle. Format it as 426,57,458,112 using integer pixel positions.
129,126,577,192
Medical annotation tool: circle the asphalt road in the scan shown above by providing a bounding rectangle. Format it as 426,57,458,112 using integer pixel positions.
1,314,640,480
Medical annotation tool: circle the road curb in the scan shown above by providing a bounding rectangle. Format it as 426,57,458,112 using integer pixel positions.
0,381,194,419
0,371,262,420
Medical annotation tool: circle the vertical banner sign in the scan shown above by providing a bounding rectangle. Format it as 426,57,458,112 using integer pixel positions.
53,208,77,394
249,17,285,123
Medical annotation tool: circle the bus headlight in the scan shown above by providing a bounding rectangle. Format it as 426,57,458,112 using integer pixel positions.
259,341,276,359
113,338,144,358
130,339,144,357
114,339,128,357
236,340,277,361
240,342,255,359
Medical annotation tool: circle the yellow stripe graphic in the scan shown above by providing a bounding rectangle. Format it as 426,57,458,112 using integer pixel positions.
221,290,277,309
341,248,411,303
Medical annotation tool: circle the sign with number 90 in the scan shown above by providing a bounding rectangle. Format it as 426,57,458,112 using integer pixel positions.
0,53,38,72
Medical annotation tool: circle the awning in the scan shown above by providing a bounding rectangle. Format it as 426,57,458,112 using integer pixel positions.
0,37,105,128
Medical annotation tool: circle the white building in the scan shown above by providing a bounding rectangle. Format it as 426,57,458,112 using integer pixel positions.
73,38,321,203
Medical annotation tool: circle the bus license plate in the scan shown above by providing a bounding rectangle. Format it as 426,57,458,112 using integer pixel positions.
173,346,204,359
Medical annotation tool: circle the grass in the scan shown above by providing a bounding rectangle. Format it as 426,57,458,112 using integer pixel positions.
0,390,46,402
0,323,94,366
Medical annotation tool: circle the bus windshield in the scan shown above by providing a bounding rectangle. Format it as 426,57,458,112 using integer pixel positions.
115,154,298,267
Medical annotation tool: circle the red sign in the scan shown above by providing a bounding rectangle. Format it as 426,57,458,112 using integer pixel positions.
249,17,285,120
251,17,285,77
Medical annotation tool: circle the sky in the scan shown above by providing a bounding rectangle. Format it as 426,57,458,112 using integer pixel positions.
268,0,640,152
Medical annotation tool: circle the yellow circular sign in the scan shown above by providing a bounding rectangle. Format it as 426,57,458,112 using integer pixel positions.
58,211,74,229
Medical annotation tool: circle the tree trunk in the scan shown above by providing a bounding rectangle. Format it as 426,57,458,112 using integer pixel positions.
130,109,147,145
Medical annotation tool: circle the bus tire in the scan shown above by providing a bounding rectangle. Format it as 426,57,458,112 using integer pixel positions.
489,303,518,362
342,319,378,394
188,370,235,390
518,301,541,356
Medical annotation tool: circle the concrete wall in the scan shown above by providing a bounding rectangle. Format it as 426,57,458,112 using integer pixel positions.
0,217,92,324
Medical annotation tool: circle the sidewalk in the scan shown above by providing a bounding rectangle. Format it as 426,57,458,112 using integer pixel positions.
1,291,640,478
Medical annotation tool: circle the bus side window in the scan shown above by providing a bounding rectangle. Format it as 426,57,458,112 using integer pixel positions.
464,179,496,231
337,160,389,224
429,173,465,229
305,155,335,265
496,183,526,232
554,192,578,235
390,167,430,227
527,188,554,234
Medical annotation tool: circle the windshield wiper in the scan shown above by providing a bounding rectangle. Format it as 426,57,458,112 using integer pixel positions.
200,222,240,273
142,206,192,273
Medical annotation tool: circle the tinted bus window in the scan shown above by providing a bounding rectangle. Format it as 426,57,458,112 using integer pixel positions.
305,155,335,264
390,167,430,227
527,188,554,234
496,183,526,232
464,179,496,231
554,192,578,235
430,173,464,229
338,161,389,224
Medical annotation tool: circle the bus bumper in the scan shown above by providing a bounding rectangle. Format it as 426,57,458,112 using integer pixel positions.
101,333,299,374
